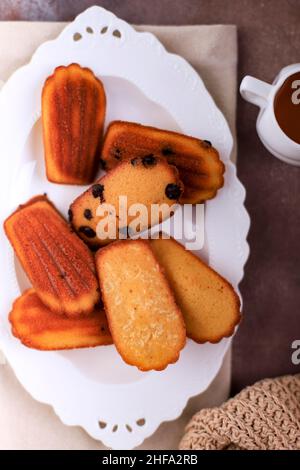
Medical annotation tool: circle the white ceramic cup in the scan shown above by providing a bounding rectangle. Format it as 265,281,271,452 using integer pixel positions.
240,64,300,166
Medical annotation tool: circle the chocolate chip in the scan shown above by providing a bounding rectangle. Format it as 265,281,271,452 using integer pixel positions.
165,183,182,200
162,146,175,156
68,208,73,222
84,209,93,220
91,184,105,202
114,148,122,160
130,157,139,166
203,140,212,148
101,326,105,332
142,154,157,167
99,158,107,170
58,273,66,279
78,226,96,238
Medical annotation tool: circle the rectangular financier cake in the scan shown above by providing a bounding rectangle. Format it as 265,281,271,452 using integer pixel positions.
96,239,186,371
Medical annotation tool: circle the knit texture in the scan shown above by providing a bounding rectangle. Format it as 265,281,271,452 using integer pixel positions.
179,374,300,450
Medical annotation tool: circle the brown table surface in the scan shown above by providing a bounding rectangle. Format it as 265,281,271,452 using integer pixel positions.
0,0,299,393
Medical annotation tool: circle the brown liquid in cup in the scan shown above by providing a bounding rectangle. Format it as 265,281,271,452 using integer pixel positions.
274,71,300,145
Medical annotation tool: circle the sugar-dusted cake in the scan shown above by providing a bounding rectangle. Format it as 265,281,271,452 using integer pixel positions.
42,63,106,184
96,240,186,371
100,121,224,203
9,289,112,350
69,156,183,247
4,195,100,317
150,237,241,343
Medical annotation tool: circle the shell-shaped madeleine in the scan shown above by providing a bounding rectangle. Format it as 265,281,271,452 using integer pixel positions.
9,289,112,350
4,196,100,317
101,121,224,203
42,63,106,184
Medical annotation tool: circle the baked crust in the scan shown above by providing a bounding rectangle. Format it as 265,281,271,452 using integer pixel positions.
150,237,241,343
96,239,186,371
9,288,112,350
101,120,224,203
4,195,100,316
42,63,106,184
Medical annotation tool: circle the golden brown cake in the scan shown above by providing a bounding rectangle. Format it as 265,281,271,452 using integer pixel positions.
150,237,241,343
69,156,183,247
9,289,112,350
4,195,100,317
42,63,106,184
100,121,224,203
96,240,186,371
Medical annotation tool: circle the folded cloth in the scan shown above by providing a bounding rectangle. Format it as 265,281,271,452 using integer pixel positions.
0,21,237,450
180,374,300,450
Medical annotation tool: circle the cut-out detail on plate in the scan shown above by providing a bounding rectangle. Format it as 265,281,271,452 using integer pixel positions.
98,421,107,429
86,26,93,34
112,29,122,38
136,418,146,427
112,425,118,432
0,4,249,451
101,26,108,34
126,425,132,432
73,32,82,41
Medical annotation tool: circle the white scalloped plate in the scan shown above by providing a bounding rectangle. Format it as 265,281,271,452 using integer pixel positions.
0,6,250,449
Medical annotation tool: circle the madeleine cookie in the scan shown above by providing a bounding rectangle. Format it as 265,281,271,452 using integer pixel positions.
9,289,112,350
4,196,100,317
100,121,224,203
150,237,241,343
70,156,183,247
42,63,106,184
96,240,186,371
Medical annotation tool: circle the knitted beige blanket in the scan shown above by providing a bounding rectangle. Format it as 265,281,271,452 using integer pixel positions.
180,375,300,450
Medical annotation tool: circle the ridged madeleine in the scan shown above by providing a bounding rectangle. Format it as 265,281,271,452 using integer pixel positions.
9,289,112,350
100,121,224,203
4,195,100,317
42,63,106,184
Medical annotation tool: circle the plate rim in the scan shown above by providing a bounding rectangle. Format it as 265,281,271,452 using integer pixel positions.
0,5,250,449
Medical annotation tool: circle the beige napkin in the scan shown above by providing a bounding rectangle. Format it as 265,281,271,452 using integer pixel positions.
0,22,237,450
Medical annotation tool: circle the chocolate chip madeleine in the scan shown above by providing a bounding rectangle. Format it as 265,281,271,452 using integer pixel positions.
69,156,183,247
100,121,224,203
4,196,100,317
42,63,106,184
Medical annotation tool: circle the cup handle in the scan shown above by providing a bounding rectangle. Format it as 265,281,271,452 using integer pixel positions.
240,76,273,108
